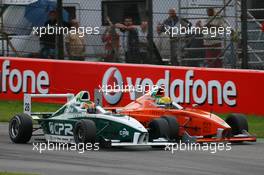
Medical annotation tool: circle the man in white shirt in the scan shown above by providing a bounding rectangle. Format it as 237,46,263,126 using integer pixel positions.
115,17,140,63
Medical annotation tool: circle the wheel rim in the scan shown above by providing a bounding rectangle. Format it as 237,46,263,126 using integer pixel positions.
11,117,20,138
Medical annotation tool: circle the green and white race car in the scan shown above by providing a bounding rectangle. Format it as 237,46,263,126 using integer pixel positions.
9,91,175,148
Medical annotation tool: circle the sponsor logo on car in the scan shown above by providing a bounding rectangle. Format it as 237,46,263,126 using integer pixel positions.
49,122,73,136
119,128,129,137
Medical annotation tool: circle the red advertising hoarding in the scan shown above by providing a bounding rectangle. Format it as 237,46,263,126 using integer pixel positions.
0,57,263,115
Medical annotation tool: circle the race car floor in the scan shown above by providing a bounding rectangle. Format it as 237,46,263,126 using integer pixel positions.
0,123,263,175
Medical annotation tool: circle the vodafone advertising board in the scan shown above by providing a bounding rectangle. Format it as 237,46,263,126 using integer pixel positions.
0,57,263,115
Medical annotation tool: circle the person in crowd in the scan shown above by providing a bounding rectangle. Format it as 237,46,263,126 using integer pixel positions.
137,20,149,63
159,8,179,65
258,21,264,40
204,7,225,68
39,10,69,59
135,20,164,65
65,19,86,60
156,22,170,63
101,17,120,62
115,17,140,63
158,8,191,65
159,8,179,34
39,10,58,59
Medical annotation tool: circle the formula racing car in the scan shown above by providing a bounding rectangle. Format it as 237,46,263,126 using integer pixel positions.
8,91,176,148
108,88,257,143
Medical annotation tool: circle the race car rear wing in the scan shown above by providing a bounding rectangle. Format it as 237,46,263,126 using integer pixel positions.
23,93,75,115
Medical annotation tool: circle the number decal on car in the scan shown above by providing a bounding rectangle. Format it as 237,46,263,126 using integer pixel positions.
24,103,30,112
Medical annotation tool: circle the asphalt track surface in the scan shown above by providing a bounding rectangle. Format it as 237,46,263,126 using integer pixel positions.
0,123,263,175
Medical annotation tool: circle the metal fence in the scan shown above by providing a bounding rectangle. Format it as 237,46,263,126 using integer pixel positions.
0,0,263,69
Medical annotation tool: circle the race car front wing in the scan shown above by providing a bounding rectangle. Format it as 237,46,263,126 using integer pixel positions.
182,129,257,143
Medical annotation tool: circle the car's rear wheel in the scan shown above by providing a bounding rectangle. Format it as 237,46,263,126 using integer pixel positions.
9,113,33,143
148,118,170,140
74,119,96,144
225,113,248,135
161,116,179,141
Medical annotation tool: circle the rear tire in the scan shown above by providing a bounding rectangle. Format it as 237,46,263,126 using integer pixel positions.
161,116,179,141
148,118,170,140
74,119,96,144
9,113,33,143
225,113,248,135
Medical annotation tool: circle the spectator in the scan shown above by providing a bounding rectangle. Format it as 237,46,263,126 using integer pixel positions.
159,8,179,33
258,21,264,40
156,22,170,62
159,8,191,65
138,20,148,63
39,10,58,59
115,17,140,63
102,17,120,62
204,7,225,68
39,10,69,59
65,19,86,60
159,8,179,65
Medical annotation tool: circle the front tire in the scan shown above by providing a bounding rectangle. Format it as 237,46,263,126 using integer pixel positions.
73,119,96,144
9,113,33,143
225,113,248,135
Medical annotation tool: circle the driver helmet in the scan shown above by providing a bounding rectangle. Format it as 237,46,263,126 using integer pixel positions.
81,101,95,109
157,96,172,105
81,101,96,114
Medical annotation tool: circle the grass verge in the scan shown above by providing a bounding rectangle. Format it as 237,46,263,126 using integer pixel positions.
0,172,38,175
0,100,263,137
0,100,61,122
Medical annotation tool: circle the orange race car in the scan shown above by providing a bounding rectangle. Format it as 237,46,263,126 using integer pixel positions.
109,88,256,143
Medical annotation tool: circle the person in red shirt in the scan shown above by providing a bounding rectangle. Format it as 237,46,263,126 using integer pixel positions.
259,21,264,40
102,17,120,62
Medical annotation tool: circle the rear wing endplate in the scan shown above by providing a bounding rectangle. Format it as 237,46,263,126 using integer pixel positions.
23,93,75,115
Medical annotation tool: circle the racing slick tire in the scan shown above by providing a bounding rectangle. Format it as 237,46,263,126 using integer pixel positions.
148,118,171,140
9,113,33,143
74,119,96,144
161,116,179,141
225,113,248,135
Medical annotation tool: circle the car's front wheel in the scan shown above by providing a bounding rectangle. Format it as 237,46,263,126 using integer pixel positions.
9,113,33,143
225,113,248,135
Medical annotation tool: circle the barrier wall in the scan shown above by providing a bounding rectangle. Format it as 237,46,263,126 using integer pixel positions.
0,57,264,115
